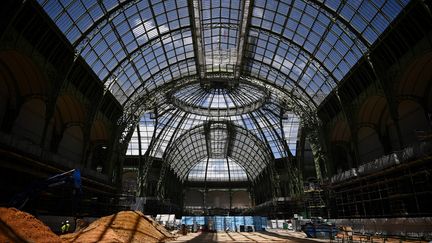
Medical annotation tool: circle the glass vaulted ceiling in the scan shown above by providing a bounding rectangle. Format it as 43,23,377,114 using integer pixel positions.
38,0,409,180
170,82,269,116
38,0,408,108
164,122,273,181
126,90,299,159
188,158,248,182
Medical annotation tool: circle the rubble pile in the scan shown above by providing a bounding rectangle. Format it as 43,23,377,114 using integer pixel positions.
0,207,64,243
61,211,174,243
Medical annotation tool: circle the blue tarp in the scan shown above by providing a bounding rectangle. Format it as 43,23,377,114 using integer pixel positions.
303,224,337,239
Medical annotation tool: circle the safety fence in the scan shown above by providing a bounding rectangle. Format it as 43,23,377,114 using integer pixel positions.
181,216,268,232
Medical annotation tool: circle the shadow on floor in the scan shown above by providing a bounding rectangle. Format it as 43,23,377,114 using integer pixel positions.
171,231,326,243
181,232,217,242
260,231,327,242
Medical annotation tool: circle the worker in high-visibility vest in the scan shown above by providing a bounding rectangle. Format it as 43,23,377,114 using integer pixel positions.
61,222,66,234
65,220,70,233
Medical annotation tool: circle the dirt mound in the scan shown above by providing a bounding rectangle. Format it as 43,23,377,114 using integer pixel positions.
0,207,64,243
61,211,174,243
144,215,175,238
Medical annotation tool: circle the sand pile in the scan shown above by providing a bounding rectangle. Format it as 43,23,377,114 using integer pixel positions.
61,211,174,243
0,207,64,243
144,215,174,238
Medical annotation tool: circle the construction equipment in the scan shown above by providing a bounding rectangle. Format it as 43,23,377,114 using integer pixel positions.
9,169,81,209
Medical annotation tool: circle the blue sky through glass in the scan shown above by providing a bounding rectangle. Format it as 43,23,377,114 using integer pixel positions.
38,0,409,178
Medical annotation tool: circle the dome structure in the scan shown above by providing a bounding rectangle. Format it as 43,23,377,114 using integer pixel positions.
33,0,410,187
170,81,269,116
2,0,431,226
33,0,413,195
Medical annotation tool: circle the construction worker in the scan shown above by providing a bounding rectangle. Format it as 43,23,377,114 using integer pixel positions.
61,222,66,234
65,220,70,233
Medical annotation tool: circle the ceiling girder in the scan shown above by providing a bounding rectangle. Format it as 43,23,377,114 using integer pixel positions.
235,0,253,79
188,0,206,78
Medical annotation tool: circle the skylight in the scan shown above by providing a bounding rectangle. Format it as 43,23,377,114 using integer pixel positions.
188,158,248,182
38,0,408,109
37,0,410,180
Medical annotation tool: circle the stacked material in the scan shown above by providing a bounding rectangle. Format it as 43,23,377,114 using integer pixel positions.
0,207,64,243
336,226,353,241
61,211,174,243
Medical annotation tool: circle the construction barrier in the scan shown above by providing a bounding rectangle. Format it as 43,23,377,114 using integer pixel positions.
181,216,268,232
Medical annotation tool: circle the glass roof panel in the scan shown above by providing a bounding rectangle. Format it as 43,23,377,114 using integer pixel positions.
131,92,295,160
282,112,300,155
38,0,408,109
126,112,155,156
246,0,408,104
39,0,193,104
164,122,271,180
170,82,269,116
36,0,409,180
201,0,241,73
188,158,248,182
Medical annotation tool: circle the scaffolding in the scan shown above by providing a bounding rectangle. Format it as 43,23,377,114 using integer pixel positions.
327,149,432,218
304,182,327,218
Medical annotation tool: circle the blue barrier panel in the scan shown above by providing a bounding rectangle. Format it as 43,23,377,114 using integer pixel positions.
194,216,205,226
214,216,225,231
205,216,215,231
182,216,270,232
234,216,245,231
253,216,262,231
225,216,234,231
244,216,254,226
187,216,194,225
182,216,194,225
261,217,268,230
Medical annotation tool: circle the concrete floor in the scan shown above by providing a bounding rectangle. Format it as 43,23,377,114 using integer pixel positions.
170,231,329,243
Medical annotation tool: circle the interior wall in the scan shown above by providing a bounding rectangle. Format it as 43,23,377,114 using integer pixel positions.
231,191,251,208
12,99,46,145
357,126,384,164
184,189,204,207
207,191,230,208
398,100,431,146
385,119,400,150
332,144,351,173
0,77,8,125
58,126,84,163
89,120,110,170
183,189,251,209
